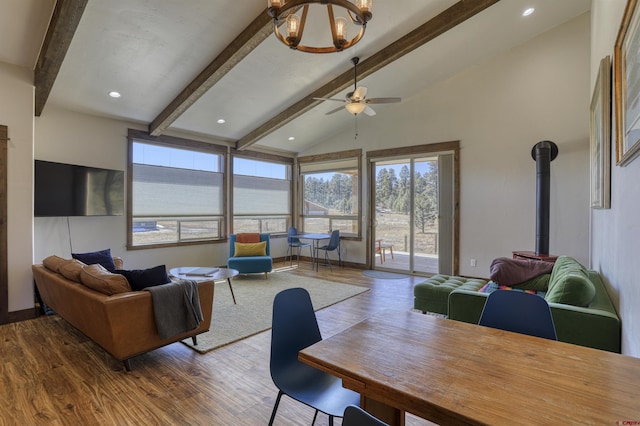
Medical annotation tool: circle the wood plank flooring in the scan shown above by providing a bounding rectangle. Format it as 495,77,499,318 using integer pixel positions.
0,263,435,425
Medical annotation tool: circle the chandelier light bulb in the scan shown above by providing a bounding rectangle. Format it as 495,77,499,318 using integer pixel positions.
286,14,300,39
357,0,371,13
335,17,348,42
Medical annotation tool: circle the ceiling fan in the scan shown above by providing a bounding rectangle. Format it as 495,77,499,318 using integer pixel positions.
315,57,401,116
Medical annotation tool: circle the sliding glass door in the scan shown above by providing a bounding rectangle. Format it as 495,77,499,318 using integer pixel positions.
371,153,455,275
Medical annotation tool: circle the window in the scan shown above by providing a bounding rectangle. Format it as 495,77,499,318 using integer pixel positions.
298,150,362,238
232,155,292,234
128,131,226,248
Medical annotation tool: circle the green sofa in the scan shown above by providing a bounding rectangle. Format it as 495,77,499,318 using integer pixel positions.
448,256,621,353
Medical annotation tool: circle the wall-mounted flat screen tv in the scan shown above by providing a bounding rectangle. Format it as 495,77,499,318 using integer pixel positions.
34,160,125,217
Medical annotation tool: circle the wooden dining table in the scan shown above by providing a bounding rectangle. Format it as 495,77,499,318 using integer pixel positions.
299,310,640,425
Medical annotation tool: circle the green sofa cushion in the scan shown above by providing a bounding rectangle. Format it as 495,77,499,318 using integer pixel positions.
414,275,487,315
545,256,595,307
513,273,551,291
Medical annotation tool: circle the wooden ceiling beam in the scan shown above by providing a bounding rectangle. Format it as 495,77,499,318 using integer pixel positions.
236,0,500,151
34,0,88,117
148,11,274,136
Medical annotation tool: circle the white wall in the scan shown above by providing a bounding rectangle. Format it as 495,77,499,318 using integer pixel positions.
0,62,35,312
305,13,591,277
590,0,640,357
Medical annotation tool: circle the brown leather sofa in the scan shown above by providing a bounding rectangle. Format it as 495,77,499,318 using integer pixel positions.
32,257,214,371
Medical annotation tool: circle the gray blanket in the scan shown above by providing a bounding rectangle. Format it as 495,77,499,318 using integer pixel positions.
145,279,203,339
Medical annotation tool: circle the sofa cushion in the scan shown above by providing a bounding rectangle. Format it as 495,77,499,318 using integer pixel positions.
227,256,273,274
414,275,487,315
72,248,116,272
43,255,67,272
512,274,551,292
80,264,132,295
58,259,86,282
114,265,171,291
234,241,267,257
545,256,595,307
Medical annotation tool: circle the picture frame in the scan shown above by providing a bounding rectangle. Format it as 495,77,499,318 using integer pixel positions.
590,55,611,209
614,0,640,166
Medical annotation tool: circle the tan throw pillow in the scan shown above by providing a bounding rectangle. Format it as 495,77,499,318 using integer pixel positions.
58,259,86,282
43,255,66,272
80,264,131,295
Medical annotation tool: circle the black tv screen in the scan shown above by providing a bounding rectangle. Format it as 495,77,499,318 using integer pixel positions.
34,160,124,217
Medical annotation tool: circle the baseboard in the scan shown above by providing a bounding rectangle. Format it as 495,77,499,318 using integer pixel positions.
4,307,38,324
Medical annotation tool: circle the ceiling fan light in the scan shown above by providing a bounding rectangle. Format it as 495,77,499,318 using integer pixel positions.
345,102,367,115
267,0,282,8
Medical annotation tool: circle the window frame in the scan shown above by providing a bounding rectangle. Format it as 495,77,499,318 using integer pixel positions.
297,149,362,240
230,150,294,237
127,129,228,250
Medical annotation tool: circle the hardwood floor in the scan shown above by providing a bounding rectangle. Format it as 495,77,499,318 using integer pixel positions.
1,263,434,425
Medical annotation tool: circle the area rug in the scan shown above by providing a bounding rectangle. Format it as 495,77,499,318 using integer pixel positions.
362,270,411,279
181,271,368,353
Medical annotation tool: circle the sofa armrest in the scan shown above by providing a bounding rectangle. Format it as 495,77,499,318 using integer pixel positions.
100,280,214,360
448,290,488,324
549,303,621,353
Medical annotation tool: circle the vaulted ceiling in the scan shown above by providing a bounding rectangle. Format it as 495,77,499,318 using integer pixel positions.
1,0,590,154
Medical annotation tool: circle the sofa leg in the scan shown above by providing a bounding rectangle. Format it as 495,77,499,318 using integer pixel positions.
123,359,132,372
192,336,198,345
265,272,269,279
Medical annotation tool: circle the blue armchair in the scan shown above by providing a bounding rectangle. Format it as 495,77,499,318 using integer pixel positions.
227,233,273,279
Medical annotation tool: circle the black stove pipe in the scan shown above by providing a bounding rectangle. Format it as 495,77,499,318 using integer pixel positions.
531,141,558,256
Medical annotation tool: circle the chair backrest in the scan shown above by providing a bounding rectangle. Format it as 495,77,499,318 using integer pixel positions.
270,288,322,383
479,290,557,340
343,405,388,426
287,227,300,244
326,230,340,250
229,233,271,257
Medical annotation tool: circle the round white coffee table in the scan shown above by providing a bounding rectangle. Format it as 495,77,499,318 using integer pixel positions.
169,267,239,304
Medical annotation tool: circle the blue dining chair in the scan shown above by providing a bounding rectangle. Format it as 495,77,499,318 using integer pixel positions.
317,230,341,271
343,405,389,426
285,226,312,267
269,288,360,426
478,290,558,340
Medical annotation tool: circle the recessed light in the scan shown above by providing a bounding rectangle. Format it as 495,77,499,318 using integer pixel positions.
108,91,121,98
217,119,226,124
523,7,535,17
288,136,295,141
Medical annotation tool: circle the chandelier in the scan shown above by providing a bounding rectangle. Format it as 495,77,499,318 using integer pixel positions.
267,0,373,53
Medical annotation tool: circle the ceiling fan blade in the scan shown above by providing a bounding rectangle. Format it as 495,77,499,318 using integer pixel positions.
326,105,345,115
363,106,376,116
313,97,345,103
352,86,368,101
366,97,402,104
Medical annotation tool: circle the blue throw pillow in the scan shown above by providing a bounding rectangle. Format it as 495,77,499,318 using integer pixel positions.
72,248,116,272
114,265,170,291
